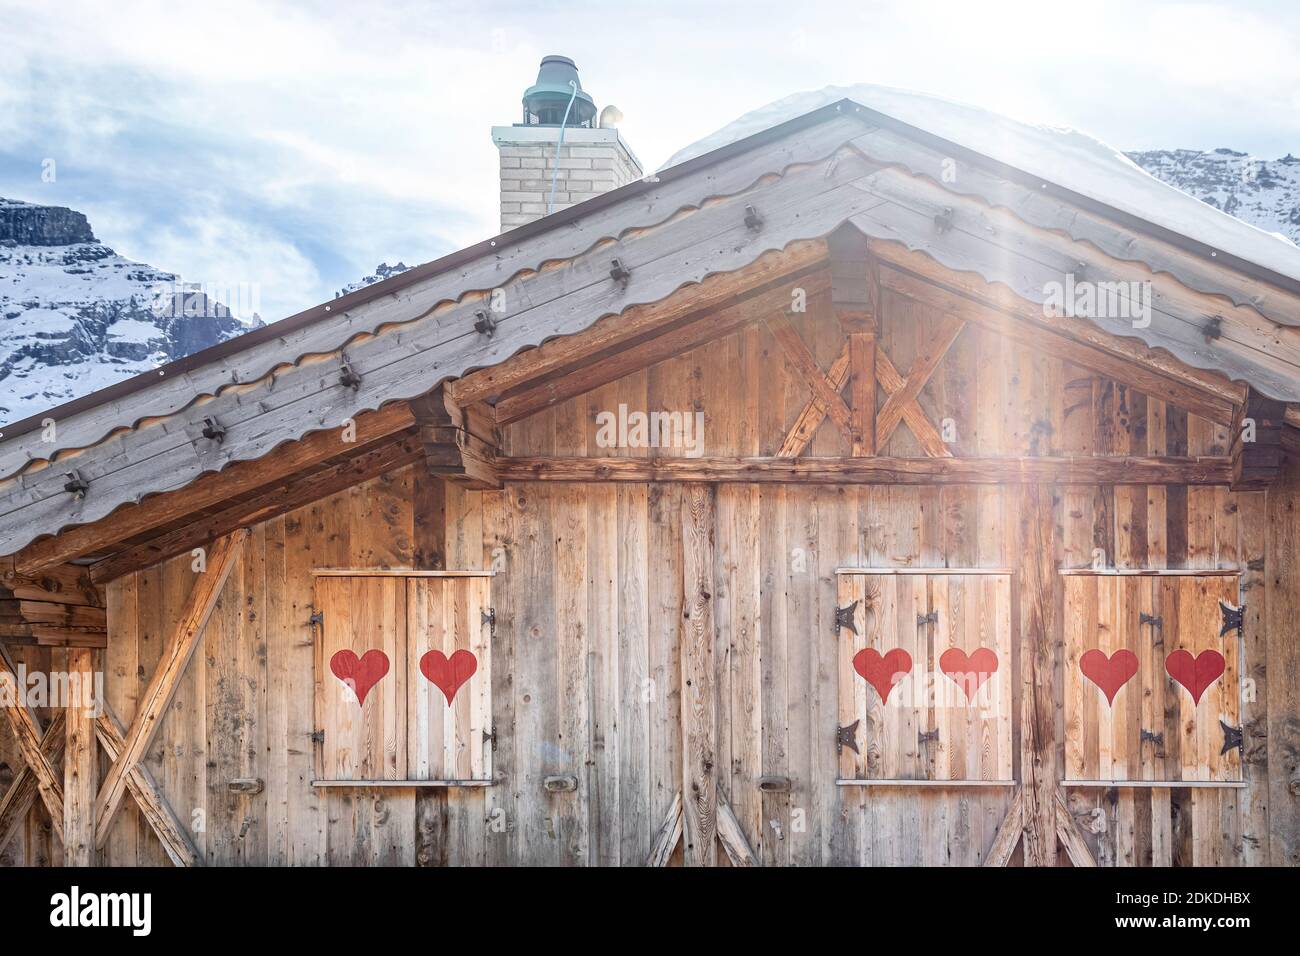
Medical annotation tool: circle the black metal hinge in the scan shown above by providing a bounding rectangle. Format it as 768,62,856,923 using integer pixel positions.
1220,601,1245,637
836,720,860,755
1140,612,1162,629
834,601,859,636
483,724,498,752
917,610,938,627
1140,728,1165,750
482,607,496,638
1220,720,1243,757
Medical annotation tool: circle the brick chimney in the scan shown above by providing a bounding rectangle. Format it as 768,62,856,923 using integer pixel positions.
492,55,642,232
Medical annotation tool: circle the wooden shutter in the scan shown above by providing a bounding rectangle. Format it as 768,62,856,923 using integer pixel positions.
1063,571,1241,784
407,575,493,782
836,570,1013,783
315,575,407,781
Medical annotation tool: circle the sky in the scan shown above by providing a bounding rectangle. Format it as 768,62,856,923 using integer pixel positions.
1,0,1297,324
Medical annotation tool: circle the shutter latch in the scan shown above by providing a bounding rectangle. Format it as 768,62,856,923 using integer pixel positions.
310,730,325,745
834,601,859,636
919,728,939,745
917,610,939,627
308,608,323,628
1219,720,1243,757
1140,728,1165,751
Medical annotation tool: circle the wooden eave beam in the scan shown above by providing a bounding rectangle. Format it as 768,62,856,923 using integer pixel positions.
7,404,417,577
491,267,831,425
497,454,1233,485
874,245,1244,425
88,433,423,584
93,528,246,847
448,240,829,408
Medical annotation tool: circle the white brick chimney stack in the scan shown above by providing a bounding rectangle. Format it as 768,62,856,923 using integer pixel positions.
492,55,642,232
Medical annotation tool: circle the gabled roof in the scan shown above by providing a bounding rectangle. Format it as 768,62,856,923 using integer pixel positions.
0,98,1297,559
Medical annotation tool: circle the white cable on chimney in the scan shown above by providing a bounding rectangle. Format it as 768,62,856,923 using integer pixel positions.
546,80,580,216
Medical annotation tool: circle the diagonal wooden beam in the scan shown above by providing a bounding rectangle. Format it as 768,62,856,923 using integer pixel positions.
766,312,854,439
875,349,951,458
645,790,684,867
778,344,851,457
0,643,64,841
0,710,64,854
982,785,1024,866
715,793,758,867
95,705,200,866
875,318,965,449
93,527,247,848
1055,791,1098,867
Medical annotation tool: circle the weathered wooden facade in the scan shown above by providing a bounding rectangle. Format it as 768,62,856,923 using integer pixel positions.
1,101,1298,867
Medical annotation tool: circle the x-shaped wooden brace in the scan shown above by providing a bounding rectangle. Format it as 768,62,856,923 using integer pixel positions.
0,642,65,845
769,312,965,458
983,786,1097,867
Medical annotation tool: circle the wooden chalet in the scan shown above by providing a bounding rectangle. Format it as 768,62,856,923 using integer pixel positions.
1,95,1298,868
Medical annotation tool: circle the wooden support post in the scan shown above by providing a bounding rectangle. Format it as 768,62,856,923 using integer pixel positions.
1019,484,1058,866
849,331,876,456
0,643,64,841
94,528,247,847
0,711,64,854
63,647,97,865
1230,387,1287,490
827,225,879,457
680,484,718,866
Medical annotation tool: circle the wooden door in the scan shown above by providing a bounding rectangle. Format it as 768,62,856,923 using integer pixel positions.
836,570,1013,782
1063,572,1242,783
315,575,407,781
406,575,494,782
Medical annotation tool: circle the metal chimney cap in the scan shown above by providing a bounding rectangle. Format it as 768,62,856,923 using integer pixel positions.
524,55,595,104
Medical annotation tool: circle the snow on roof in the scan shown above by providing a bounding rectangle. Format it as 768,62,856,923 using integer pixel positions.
665,84,1300,284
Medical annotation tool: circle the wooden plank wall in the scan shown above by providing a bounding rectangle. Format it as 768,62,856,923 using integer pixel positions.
3,287,1298,866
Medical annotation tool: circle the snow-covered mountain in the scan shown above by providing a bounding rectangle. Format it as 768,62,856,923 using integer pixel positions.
336,261,412,298
0,197,258,426
1126,149,1300,246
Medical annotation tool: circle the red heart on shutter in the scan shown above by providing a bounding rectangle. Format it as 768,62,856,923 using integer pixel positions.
420,649,478,705
329,649,390,706
1079,648,1139,706
939,647,999,701
1165,649,1225,705
852,648,912,703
